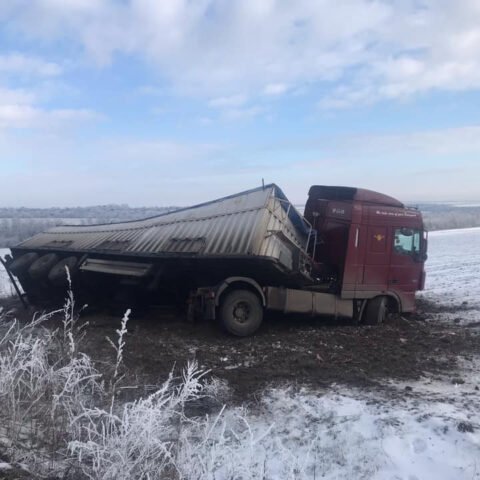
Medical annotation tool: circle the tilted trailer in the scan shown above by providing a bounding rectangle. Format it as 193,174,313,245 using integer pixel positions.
2,184,428,335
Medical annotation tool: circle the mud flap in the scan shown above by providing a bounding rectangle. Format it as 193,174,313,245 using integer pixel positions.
188,288,216,322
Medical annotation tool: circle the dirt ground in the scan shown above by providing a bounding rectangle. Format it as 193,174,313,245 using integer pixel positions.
2,296,479,403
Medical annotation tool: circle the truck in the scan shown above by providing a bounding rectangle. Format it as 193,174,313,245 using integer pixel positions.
2,184,427,336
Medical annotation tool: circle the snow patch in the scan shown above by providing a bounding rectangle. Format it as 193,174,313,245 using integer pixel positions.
0,248,15,298
188,383,480,480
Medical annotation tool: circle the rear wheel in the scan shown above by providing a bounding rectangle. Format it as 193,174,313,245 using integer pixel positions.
219,289,263,336
28,253,59,280
9,252,39,276
48,256,78,286
364,296,389,325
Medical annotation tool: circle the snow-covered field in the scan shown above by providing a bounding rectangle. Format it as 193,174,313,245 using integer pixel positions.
203,378,480,479
419,227,480,327
0,229,479,479
423,227,480,303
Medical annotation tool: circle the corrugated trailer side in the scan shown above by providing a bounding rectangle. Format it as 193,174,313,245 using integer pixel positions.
14,185,310,265
7,185,314,313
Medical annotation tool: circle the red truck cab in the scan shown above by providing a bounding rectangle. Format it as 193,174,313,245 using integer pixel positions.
304,186,427,317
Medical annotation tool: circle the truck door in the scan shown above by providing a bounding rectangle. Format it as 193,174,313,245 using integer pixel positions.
389,227,423,293
361,226,390,290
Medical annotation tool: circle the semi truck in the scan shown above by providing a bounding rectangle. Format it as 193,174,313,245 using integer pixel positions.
2,184,427,336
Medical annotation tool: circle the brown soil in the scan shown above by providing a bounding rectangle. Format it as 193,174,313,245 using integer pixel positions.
1,296,479,402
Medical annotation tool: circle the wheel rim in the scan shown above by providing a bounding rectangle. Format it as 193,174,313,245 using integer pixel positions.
233,301,251,324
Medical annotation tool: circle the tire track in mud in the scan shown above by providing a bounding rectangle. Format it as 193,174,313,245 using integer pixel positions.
1,296,478,401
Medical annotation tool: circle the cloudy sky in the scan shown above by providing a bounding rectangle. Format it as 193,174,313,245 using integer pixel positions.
1,0,480,207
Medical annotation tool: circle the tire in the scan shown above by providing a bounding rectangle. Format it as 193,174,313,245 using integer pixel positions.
48,256,78,286
219,289,263,336
9,252,39,276
364,296,389,325
28,253,60,280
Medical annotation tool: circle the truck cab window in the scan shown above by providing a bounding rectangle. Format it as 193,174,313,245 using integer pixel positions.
393,228,420,256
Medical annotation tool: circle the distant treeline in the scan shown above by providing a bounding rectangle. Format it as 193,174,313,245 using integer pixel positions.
0,205,176,247
417,204,480,231
0,203,479,247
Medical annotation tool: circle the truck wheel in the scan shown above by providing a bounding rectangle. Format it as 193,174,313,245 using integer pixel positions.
364,296,388,325
48,256,78,286
28,253,59,280
219,289,263,336
9,252,39,276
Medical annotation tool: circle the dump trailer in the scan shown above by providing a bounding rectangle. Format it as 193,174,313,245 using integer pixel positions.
3,184,427,336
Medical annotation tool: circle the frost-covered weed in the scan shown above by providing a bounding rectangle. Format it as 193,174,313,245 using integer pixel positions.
0,297,310,480
0,298,102,474
105,308,131,397
69,361,208,480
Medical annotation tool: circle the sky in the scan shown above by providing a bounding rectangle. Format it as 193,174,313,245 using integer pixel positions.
1,0,480,208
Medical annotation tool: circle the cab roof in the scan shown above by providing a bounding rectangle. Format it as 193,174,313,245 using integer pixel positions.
308,185,404,208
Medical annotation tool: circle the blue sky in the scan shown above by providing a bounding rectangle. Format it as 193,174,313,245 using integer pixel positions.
1,0,480,207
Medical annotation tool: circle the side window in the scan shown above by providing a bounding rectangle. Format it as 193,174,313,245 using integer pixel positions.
393,228,420,256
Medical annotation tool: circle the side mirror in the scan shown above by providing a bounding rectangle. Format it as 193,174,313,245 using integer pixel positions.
413,252,428,262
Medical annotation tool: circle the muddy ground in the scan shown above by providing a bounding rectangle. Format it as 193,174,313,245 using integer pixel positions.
1,296,479,402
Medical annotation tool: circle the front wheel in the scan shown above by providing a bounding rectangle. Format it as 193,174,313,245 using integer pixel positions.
219,289,263,336
363,296,389,325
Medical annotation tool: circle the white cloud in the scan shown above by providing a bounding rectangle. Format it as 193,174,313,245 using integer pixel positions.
0,85,101,129
320,0,480,107
0,67,100,129
0,87,36,105
0,53,62,76
198,116,212,125
136,85,166,96
101,139,223,164
263,83,288,96
208,94,268,120
4,1,480,108
48,108,101,122
0,50,96,130
0,104,37,128
276,124,480,159
0,0,391,101
343,126,480,157
208,94,247,108
223,106,266,120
